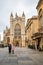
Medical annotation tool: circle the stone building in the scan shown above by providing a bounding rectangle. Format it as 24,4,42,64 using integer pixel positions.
36,0,43,49
3,12,25,47
26,16,39,48
26,0,43,50
32,0,43,50
3,26,10,46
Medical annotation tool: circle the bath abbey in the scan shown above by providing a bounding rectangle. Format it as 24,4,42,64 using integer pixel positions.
3,0,43,50
3,12,25,47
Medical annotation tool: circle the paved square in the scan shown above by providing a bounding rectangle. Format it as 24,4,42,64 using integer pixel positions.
0,47,43,65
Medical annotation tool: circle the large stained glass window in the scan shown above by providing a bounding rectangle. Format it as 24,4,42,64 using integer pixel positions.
14,24,21,39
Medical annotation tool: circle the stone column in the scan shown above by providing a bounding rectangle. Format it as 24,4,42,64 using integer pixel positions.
35,39,38,51
21,35,25,47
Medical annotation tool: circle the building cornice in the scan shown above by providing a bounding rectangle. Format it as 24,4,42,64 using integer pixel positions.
36,0,43,9
26,16,38,30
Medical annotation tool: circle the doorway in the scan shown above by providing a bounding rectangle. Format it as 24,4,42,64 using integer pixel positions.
37,38,41,49
15,41,19,47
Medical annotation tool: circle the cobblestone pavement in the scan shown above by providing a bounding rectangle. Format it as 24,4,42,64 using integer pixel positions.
0,47,43,65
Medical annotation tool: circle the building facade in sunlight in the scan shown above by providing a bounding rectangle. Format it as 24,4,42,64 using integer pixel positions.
36,0,43,50
3,12,25,47
26,0,43,50
26,16,39,48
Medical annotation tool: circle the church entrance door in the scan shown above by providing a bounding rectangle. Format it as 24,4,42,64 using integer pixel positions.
15,41,19,47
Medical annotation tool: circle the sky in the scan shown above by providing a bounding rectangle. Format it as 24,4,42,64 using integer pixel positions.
0,0,39,40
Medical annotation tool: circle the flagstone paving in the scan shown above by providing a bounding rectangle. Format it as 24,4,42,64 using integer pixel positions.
0,47,43,65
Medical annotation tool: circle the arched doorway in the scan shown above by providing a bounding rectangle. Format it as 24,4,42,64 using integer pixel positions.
15,41,19,47
37,38,41,49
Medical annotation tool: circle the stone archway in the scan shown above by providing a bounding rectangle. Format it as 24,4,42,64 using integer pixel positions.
15,41,19,47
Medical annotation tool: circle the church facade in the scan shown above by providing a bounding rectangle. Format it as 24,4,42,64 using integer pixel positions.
3,12,25,47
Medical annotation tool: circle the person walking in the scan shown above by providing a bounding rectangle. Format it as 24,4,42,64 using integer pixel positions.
8,43,12,54
12,42,15,54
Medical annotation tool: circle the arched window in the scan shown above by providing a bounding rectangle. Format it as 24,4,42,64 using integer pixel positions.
14,24,21,39
39,9,43,27
7,37,10,42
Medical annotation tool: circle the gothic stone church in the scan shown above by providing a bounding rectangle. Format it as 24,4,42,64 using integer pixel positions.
3,12,25,47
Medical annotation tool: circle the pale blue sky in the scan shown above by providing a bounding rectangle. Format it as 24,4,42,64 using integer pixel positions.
0,0,39,33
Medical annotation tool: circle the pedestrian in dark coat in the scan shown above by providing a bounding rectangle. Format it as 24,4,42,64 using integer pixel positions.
8,43,12,54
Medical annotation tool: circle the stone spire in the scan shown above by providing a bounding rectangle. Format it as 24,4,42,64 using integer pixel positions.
10,12,13,17
10,12,13,22
22,12,25,22
22,12,25,17
15,13,18,18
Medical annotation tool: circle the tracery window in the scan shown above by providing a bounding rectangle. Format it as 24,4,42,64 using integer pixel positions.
7,37,10,42
14,24,21,39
